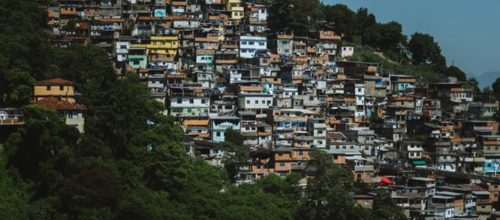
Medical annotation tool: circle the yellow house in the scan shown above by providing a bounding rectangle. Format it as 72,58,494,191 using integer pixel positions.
131,36,179,57
226,0,243,21
34,78,76,103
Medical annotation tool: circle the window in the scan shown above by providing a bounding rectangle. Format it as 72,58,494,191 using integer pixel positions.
255,100,258,104
46,86,51,91
299,151,303,155
246,100,250,104
241,41,248,45
177,98,182,104
59,85,64,91
280,162,285,167
189,99,194,104
216,132,221,137
201,99,206,104
249,41,254,45
68,112,79,119
259,42,265,46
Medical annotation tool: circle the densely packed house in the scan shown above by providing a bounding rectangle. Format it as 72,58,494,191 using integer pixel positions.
1,0,498,219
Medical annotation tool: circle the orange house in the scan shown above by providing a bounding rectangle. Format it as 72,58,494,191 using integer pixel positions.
273,149,292,176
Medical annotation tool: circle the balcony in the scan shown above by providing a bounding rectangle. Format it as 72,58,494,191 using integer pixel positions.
0,118,24,125
239,85,262,92
277,33,293,40
437,158,455,163
230,6,244,12
292,164,306,170
354,165,374,172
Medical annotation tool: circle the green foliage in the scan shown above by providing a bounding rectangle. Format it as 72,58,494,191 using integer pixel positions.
372,189,406,220
268,0,310,34
223,128,249,182
362,21,406,58
347,47,443,82
446,65,467,81
0,154,30,219
492,77,500,101
408,32,447,72
0,69,36,107
0,0,52,107
480,86,496,103
354,8,377,35
5,105,79,181
323,4,356,36
297,149,367,220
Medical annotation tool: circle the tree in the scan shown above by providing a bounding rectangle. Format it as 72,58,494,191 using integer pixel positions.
446,65,467,81
323,4,356,36
492,77,500,101
372,189,406,220
5,105,79,181
268,0,309,34
481,87,495,103
0,69,36,107
84,75,165,159
354,8,376,35
362,22,406,56
297,149,368,220
296,0,323,30
0,0,52,81
408,32,446,71
222,128,249,182
0,154,30,220
465,78,481,97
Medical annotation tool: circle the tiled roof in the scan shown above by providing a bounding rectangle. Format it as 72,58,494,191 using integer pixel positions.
34,78,74,86
33,97,85,111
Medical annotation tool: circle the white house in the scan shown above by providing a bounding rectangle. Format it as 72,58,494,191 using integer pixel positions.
341,46,354,57
239,35,267,59
115,41,129,62
169,97,210,117
210,116,241,142
355,83,366,121
238,93,273,112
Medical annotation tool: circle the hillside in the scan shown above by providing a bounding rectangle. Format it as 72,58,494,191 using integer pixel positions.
346,46,445,82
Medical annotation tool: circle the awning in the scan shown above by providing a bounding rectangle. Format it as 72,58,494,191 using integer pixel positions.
411,160,426,166
380,176,394,185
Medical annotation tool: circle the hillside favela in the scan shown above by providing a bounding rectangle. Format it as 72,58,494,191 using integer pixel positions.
1,0,500,219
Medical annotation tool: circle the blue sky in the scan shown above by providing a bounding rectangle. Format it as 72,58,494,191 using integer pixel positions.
322,0,500,76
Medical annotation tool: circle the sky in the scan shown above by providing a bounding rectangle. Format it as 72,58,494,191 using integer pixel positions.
322,0,500,76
